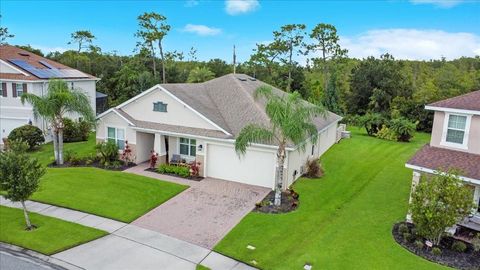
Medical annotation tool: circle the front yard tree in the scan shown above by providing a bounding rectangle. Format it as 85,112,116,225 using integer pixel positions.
235,86,324,206
410,171,474,246
136,12,170,83
21,80,95,165
0,140,45,230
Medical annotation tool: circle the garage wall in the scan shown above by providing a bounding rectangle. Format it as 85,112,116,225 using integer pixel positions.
286,122,339,187
206,142,276,189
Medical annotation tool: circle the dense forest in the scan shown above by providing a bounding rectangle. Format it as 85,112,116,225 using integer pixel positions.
3,13,480,133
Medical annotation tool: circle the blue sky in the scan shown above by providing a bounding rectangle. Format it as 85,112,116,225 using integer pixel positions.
2,0,480,62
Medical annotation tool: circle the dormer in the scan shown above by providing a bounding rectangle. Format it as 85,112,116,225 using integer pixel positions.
426,90,480,155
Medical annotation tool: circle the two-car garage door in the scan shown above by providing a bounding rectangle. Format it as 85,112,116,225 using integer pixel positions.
1,117,29,140
206,143,276,189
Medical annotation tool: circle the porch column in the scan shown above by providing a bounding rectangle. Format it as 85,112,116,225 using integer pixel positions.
406,171,421,222
473,185,480,214
154,133,167,165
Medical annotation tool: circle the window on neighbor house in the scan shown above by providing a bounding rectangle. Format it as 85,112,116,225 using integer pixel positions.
15,83,24,97
153,101,168,112
107,127,125,150
179,138,196,157
446,114,467,145
0,82,6,97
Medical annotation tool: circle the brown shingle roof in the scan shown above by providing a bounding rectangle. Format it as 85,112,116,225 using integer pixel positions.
0,45,96,80
428,90,480,112
160,74,342,141
115,108,230,139
407,145,480,180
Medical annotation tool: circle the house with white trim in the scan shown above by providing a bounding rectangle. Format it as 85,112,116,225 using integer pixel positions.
96,74,342,189
0,45,100,144
406,90,480,231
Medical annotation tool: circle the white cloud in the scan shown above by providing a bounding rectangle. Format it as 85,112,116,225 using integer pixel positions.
31,45,68,54
339,29,480,60
409,0,464,8
184,0,199,7
183,24,222,36
225,0,259,15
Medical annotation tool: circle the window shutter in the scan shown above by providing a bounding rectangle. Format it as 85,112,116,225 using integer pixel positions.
12,83,17,97
1,82,6,97
23,83,27,94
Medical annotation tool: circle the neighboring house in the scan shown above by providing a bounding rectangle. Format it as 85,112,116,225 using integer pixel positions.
406,90,480,231
96,74,342,189
0,45,101,144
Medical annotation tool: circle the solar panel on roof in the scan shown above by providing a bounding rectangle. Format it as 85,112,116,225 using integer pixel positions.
39,60,56,69
8,59,88,79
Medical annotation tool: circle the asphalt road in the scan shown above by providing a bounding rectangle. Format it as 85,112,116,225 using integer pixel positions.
0,251,64,270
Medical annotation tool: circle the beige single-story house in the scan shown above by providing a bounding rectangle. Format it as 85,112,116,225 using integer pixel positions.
406,90,480,231
96,74,342,189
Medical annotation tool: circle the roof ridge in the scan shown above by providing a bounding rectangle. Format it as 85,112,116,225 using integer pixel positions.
230,74,272,126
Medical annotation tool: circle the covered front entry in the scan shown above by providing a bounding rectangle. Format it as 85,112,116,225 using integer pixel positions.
206,143,276,189
135,132,155,163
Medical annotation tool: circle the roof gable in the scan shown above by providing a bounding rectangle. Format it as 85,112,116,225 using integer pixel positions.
427,90,480,113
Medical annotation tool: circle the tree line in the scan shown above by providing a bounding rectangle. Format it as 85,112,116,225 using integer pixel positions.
2,12,479,132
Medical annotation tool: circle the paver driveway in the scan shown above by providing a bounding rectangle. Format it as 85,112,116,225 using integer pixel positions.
132,176,270,249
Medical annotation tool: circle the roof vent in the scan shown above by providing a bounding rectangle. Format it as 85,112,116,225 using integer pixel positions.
237,77,247,81
249,77,257,81
19,52,30,57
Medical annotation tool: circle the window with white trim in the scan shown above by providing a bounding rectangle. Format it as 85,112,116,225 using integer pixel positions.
107,127,125,150
15,83,24,96
153,101,167,112
179,138,196,157
445,114,467,144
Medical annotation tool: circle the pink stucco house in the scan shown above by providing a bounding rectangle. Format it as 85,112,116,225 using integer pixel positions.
406,90,480,231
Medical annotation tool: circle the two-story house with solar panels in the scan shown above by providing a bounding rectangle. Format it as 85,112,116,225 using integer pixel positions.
0,45,99,145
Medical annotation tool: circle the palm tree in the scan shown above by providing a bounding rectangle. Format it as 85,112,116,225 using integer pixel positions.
235,86,325,206
21,80,95,165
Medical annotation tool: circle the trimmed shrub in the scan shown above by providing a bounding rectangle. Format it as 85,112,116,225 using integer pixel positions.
63,118,91,142
398,223,409,234
8,124,44,150
95,141,118,165
157,164,190,178
403,232,413,242
414,240,424,250
472,234,480,252
432,247,442,256
451,241,467,253
359,113,386,136
389,117,417,142
376,125,397,141
304,158,323,178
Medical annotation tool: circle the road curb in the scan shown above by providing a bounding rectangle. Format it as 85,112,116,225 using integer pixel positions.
0,242,84,270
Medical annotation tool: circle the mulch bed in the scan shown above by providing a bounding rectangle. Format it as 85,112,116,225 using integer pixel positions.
253,189,299,214
144,167,204,181
48,161,136,171
392,222,480,270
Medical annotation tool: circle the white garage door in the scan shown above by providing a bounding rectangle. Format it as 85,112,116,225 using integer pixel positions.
206,143,275,188
0,118,29,139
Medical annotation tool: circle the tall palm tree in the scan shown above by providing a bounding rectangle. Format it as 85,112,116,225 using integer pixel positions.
235,86,325,206
21,80,95,165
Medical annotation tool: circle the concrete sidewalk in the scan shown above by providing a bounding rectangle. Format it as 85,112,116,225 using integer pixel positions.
1,197,256,270
0,197,126,233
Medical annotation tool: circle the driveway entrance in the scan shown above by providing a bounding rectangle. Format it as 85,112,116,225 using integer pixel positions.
132,175,270,249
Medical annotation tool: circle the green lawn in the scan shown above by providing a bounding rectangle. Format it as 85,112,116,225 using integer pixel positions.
30,132,96,166
20,133,188,223
31,167,187,222
0,206,106,255
215,127,449,270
